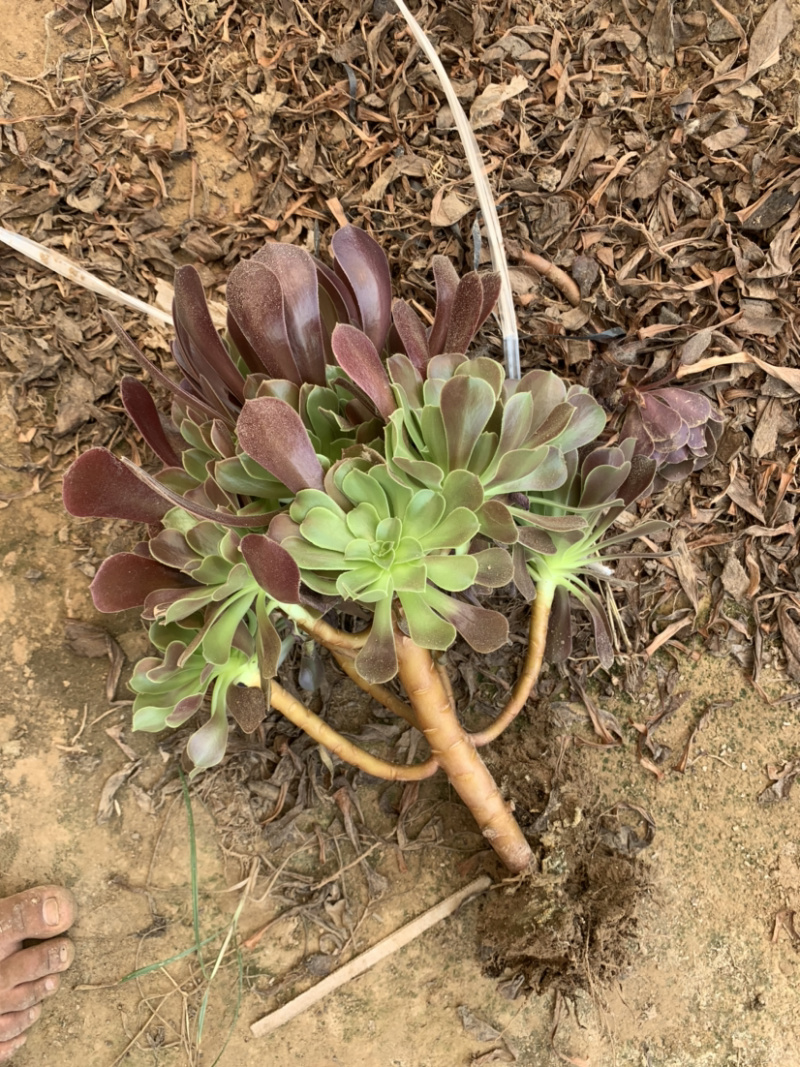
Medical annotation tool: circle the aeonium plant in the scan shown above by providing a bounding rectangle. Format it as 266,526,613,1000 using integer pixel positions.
63,226,700,873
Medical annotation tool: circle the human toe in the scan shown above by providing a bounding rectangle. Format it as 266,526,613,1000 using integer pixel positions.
0,887,76,959
0,939,74,997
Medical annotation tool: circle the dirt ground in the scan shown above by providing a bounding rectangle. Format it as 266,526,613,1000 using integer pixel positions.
4,469,800,1066
3,1,800,1066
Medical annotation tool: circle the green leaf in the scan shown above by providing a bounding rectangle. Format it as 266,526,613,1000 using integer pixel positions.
202,594,254,666
346,502,381,540
300,507,352,552
375,516,402,544
355,597,398,683
341,467,390,515
442,469,484,512
282,537,346,570
454,356,504,398
337,562,385,600
398,591,456,650
290,488,346,524
401,490,445,539
424,553,478,591
440,375,496,471
191,554,233,586
419,507,479,551
390,561,427,592
186,684,230,772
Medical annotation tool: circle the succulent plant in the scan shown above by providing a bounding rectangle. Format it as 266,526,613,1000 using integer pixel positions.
620,383,723,485
62,223,709,874
513,442,666,668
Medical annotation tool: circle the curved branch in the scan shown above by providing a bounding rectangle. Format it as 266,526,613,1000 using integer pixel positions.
516,250,581,307
293,611,368,652
469,581,555,748
331,649,416,725
269,681,438,781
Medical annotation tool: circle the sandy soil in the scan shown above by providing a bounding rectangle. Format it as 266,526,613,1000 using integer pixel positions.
2,4,800,1067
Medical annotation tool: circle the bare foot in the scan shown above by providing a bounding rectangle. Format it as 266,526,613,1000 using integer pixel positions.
0,887,76,1061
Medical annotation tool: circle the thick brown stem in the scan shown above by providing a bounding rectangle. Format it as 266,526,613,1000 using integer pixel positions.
395,634,532,873
331,650,416,725
470,581,554,748
269,681,438,781
289,608,368,652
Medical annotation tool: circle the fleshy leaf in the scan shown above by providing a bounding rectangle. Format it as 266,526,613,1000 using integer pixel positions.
237,397,325,492
331,226,392,353
472,547,514,586
355,597,397,684
226,260,302,382
63,448,169,524
240,534,301,603
90,553,195,613
391,299,429,370
399,591,457,649
120,377,181,467
331,324,396,419
440,374,496,471
425,587,508,652
253,243,327,385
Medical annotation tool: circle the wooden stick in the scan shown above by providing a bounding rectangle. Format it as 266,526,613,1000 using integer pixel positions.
249,875,492,1039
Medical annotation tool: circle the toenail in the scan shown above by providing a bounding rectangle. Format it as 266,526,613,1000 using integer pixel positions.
44,977,56,992
43,897,60,927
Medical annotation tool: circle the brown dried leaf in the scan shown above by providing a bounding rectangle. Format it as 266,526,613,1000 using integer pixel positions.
469,75,527,130
778,601,800,680
751,397,783,458
557,120,611,191
758,760,800,804
721,549,749,600
430,189,473,227
745,0,794,81
457,1005,503,1043
96,762,140,824
647,0,675,65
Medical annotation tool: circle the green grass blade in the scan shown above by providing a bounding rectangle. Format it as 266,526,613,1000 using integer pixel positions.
179,767,209,980
119,930,224,982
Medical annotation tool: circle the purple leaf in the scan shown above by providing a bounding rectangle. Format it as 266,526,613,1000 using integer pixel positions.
120,377,181,468
90,553,195,612
655,387,712,427
226,260,304,383
173,266,245,404
476,273,501,330
545,586,573,662
444,273,484,354
640,394,686,448
114,455,274,528
617,454,656,505
240,534,302,604
63,448,169,524
105,313,221,423
331,226,392,353
237,397,325,492
331,324,396,419
315,258,360,323
425,587,508,653
254,243,327,385
428,256,459,356
391,299,429,371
